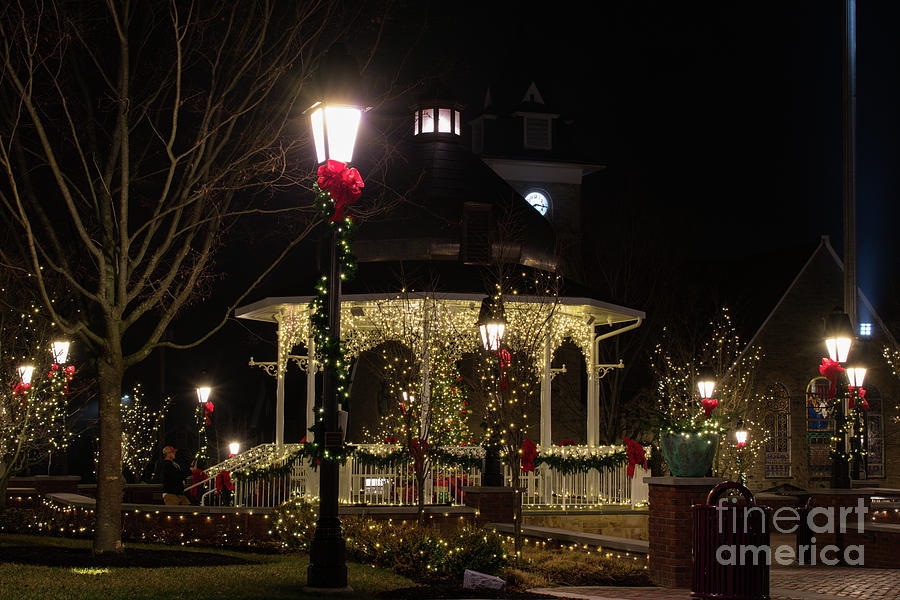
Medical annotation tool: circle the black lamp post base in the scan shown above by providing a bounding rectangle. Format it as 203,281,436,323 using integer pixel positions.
307,535,348,589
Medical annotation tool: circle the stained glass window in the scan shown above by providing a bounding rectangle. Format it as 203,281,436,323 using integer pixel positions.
806,377,834,480
764,383,791,478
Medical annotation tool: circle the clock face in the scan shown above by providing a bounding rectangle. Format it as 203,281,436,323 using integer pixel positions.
525,191,549,216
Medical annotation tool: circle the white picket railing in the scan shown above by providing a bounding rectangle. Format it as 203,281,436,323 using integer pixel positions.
225,443,649,510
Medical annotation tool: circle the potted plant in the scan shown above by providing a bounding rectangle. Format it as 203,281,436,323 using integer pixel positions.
656,367,724,477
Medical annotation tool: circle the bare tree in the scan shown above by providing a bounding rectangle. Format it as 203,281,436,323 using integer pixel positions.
0,0,401,552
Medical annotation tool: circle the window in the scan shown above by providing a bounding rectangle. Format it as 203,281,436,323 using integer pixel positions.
806,377,834,479
764,384,791,478
524,117,551,149
864,386,885,478
859,322,872,337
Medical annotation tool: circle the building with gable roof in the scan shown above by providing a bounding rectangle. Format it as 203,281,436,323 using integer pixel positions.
742,236,899,490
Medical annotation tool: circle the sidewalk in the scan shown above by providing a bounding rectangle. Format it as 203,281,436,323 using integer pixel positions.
533,566,900,600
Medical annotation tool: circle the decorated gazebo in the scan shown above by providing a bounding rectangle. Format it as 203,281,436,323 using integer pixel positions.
227,291,648,508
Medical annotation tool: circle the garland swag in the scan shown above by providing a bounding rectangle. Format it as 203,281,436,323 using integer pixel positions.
533,449,627,476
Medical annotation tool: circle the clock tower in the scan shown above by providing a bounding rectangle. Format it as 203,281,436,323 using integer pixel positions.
469,81,603,272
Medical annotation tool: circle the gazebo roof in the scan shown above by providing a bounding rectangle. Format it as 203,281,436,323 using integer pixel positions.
235,292,644,325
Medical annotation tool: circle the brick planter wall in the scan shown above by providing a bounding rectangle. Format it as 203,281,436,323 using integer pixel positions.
646,476,724,588
462,486,515,524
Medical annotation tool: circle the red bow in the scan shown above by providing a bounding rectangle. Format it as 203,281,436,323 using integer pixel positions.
624,437,648,478
317,159,364,223
215,469,234,493
702,397,719,418
409,438,428,472
819,358,845,399
520,438,537,473
558,439,576,447
204,401,214,426
12,382,31,395
499,349,511,391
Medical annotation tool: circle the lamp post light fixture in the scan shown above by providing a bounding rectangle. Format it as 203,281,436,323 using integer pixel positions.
735,421,749,484
735,426,748,449
51,340,70,364
228,442,240,457
196,386,211,404
305,45,364,592
846,366,866,388
696,366,716,400
17,364,34,386
824,308,853,363
477,296,507,352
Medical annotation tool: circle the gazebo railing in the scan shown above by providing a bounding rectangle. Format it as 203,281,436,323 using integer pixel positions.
227,443,648,509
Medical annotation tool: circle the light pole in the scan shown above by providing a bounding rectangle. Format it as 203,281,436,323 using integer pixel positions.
305,46,364,592
822,308,858,488
477,295,507,486
196,386,212,465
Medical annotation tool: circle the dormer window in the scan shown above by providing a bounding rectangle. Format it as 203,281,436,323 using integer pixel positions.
414,105,461,136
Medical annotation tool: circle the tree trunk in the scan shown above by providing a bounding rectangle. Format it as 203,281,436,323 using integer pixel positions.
0,467,9,511
94,358,124,553
416,460,427,526
511,467,523,564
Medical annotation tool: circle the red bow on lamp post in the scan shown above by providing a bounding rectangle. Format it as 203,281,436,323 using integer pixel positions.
701,397,719,418
624,437,648,478
819,358,845,399
204,401,214,426
848,386,869,411
317,159,364,223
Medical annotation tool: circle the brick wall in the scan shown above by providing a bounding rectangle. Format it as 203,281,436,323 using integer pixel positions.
647,477,724,588
462,486,515,524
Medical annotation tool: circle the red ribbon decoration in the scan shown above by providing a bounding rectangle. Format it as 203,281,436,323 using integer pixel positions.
499,348,511,392
624,437,647,478
204,401,214,426
409,438,428,474
701,397,719,418
848,387,868,411
520,438,537,473
317,159,364,223
215,469,234,493
12,382,31,395
557,439,577,447
819,358,845,399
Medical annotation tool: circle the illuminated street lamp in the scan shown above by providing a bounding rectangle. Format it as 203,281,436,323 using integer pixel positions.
17,364,34,386
51,340,70,364
696,366,716,400
306,45,364,592
477,296,507,352
735,425,748,449
824,308,853,363
196,386,211,404
228,442,240,457
846,366,867,388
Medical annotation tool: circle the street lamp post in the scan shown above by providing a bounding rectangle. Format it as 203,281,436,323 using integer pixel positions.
305,46,364,592
477,295,507,486
823,309,855,489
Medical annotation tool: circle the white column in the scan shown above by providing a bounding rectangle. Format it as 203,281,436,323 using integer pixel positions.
306,334,317,443
275,311,285,448
420,303,431,439
540,333,552,447
587,335,598,446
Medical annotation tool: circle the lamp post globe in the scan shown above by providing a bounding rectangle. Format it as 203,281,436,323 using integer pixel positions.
824,308,853,363
477,295,507,352
196,386,211,404
17,364,34,385
306,45,365,165
696,366,716,400
51,340,70,364
846,366,866,388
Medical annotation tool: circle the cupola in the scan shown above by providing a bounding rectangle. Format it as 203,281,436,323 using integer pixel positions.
412,84,464,138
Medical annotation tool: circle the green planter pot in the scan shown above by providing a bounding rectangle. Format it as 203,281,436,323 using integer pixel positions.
660,432,718,477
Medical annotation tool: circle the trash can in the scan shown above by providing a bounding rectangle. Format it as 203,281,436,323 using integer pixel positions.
692,481,771,600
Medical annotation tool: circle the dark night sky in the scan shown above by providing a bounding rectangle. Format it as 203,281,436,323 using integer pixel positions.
105,1,900,465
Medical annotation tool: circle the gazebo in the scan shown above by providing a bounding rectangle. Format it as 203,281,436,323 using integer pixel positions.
229,291,648,508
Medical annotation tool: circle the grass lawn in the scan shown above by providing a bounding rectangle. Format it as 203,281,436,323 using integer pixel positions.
0,534,413,600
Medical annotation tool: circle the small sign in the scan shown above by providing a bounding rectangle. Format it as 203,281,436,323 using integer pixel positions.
324,432,343,448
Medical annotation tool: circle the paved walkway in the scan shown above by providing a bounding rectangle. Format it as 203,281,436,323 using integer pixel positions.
534,566,900,600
